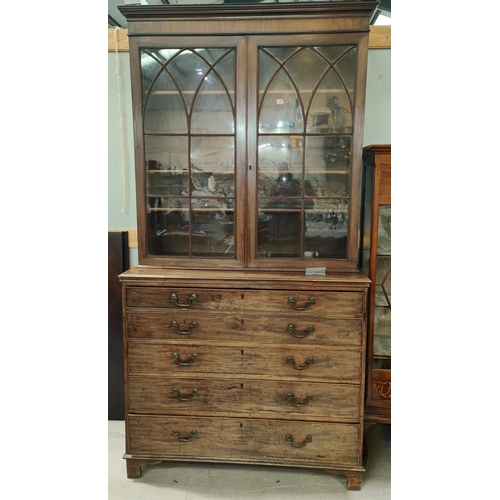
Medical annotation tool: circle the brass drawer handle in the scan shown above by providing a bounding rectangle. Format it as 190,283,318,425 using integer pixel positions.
287,356,314,370
171,293,197,308
172,352,198,366
286,392,313,407
172,430,197,442
288,324,315,338
288,297,316,310
286,434,312,448
171,320,198,335
172,388,198,401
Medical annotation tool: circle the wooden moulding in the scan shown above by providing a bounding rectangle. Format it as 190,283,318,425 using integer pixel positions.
108,25,390,52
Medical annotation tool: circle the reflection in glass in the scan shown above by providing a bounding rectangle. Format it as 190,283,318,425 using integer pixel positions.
147,198,189,257
258,136,303,197
192,198,235,257
375,256,391,307
305,202,348,259
377,205,391,255
145,136,189,186
257,43,356,260
191,136,235,197
141,46,236,258
142,53,188,134
374,307,391,357
191,51,235,134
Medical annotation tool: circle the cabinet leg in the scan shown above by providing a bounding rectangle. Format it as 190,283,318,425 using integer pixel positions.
126,459,162,478
324,469,362,490
363,421,377,466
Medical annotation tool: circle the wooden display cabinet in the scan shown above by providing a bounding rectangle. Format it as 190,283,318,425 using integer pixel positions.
118,1,378,491
359,144,391,429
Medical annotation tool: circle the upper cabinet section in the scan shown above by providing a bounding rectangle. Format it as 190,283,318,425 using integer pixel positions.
119,2,378,271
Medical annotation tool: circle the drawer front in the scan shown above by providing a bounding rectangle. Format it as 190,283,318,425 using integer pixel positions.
242,290,364,318
126,287,364,318
126,287,244,311
128,376,360,420
126,311,363,347
127,415,360,466
127,343,362,381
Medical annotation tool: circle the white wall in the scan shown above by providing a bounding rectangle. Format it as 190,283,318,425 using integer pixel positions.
363,49,391,146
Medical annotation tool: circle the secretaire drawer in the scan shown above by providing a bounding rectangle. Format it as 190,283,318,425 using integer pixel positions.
126,311,363,346
127,343,362,381
128,376,360,421
127,415,360,466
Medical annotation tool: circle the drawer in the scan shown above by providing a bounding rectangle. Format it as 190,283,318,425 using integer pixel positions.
127,343,362,381
242,290,364,318
125,287,364,318
128,376,360,421
126,287,244,311
126,311,363,347
127,415,360,466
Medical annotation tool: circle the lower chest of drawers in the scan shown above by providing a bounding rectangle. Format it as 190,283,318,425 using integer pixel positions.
121,279,368,489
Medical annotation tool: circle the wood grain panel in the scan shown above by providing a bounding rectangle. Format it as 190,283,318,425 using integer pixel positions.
128,376,360,421
108,27,391,52
126,287,364,317
126,311,363,346
127,415,360,466
127,343,362,381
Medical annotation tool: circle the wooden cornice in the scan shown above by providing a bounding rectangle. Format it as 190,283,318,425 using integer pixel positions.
108,25,390,52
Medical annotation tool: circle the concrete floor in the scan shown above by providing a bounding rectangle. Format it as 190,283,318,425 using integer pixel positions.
108,421,390,499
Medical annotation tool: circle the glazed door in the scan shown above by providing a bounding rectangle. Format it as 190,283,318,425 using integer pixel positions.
247,34,368,270
128,32,367,270
129,36,248,267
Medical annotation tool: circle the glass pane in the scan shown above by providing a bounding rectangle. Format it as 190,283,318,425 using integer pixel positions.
285,47,328,118
257,205,301,258
259,68,302,133
378,205,391,255
191,55,235,134
192,198,235,257
375,256,391,307
317,46,356,103
147,198,189,256
305,200,348,259
305,136,350,197
164,49,209,110
145,136,189,193
142,45,236,259
191,136,235,197
142,51,188,134
374,307,391,357
258,136,303,197
259,50,281,107
257,43,356,261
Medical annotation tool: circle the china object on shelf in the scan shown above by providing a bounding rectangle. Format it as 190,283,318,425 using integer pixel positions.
359,144,391,433
117,1,377,491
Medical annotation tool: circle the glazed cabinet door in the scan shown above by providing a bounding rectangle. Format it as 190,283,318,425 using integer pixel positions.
128,31,367,271
128,36,248,267
247,34,368,270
